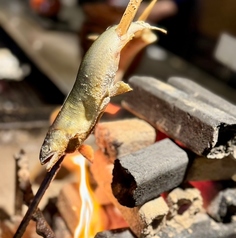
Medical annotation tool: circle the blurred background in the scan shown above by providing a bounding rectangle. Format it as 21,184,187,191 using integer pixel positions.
0,0,236,127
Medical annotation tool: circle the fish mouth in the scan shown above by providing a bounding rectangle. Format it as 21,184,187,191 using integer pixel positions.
40,152,54,165
43,151,65,171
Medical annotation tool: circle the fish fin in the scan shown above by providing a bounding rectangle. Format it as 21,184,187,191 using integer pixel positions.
110,81,133,97
78,144,94,163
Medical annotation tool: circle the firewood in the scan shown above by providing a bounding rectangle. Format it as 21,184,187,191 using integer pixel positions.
57,182,109,235
14,150,24,216
0,222,14,238
90,150,169,237
122,76,236,159
102,204,128,230
94,187,111,205
111,139,188,207
95,118,156,162
57,183,81,235
14,150,55,238
53,216,73,238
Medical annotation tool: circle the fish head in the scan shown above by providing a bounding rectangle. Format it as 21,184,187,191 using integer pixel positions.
40,129,69,171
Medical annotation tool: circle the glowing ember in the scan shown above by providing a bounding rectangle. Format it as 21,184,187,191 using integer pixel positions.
71,154,104,238
105,103,121,115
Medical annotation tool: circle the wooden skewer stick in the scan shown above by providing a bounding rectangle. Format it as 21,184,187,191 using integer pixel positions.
138,0,157,21
13,155,65,238
115,0,166,82
116,0,143,36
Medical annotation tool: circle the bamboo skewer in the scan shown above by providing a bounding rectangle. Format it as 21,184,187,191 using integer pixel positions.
116,0,143,36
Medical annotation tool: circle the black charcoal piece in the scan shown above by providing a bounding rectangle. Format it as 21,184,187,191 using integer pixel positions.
168,77,236,118
185,155,236,181
122,76,236,159
112,139,188,207
207,188,236,223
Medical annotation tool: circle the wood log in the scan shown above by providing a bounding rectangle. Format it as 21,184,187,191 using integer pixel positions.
57,183,81,234
102,204,128,230
57,182,109,236
122,76,236,159
7,217,42,238
90,150,169,237
94,186,111,205
95,118,156,162
0,222,14,238
53,216,73,238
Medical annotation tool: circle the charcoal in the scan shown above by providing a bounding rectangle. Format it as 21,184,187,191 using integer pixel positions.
94,214,236,238
91,150,169,237
166,187,203,219
112,139,188,207
207,188,236,222
158,213,236,238
185,155,236,181
95,118,156,162
122,76,236,159
168,77,236,118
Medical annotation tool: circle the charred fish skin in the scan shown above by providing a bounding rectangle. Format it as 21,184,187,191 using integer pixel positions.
40,21,160,171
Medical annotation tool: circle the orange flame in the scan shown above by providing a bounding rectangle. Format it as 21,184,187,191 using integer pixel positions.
71,154,104,238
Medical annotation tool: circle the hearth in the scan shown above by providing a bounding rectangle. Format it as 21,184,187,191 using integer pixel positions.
2,72,236,238
93,76,236,238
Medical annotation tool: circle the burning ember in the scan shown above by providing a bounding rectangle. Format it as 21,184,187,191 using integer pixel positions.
104,103,121,115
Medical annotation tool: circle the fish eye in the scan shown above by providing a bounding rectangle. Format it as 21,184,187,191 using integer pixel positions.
42,144,51,153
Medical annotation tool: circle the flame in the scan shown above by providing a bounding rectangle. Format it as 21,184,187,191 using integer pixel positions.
71,154,104,238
